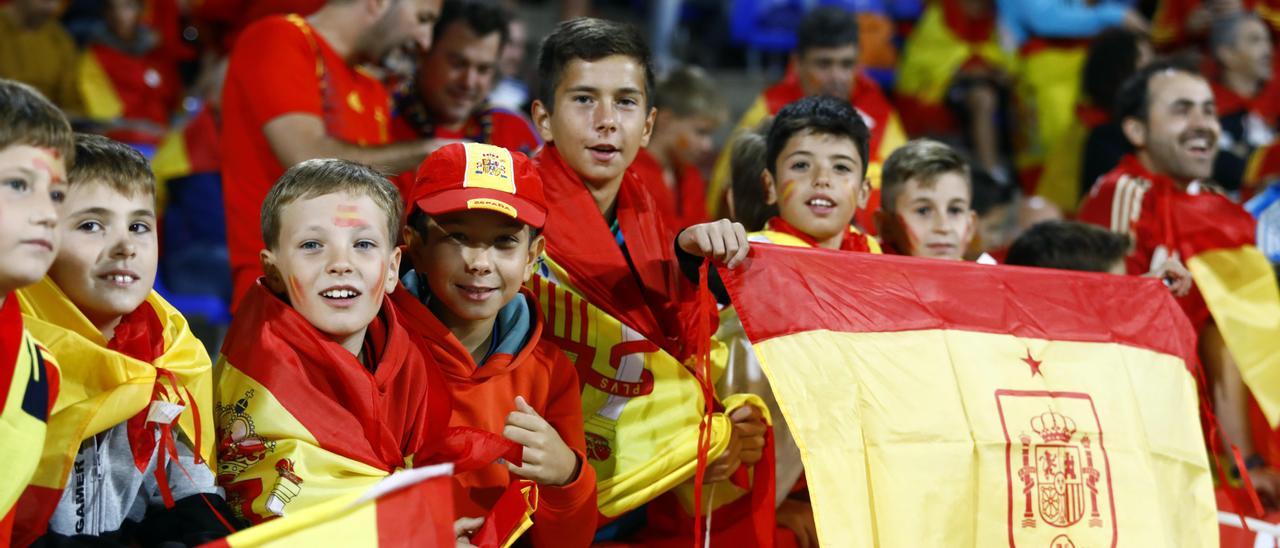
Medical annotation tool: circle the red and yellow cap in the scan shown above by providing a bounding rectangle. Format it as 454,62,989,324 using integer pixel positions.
409,142,547,228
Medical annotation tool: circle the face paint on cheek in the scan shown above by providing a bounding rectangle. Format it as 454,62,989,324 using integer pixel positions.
370,259,387,303
780,180,797,203
896,212,920,255
287,275,305,304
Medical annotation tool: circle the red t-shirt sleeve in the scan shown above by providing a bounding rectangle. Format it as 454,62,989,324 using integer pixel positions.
529,344,597,548
228,17,324,126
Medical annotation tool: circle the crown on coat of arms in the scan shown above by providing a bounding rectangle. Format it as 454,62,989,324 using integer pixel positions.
1031,410,1076,443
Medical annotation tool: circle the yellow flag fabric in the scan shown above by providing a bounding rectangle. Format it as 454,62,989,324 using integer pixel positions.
722,245,1217,546
16,277,213,491
209,464,456,548
1188,246,1280,426
77,50,124,121
529,256,734,517
0,294,58,537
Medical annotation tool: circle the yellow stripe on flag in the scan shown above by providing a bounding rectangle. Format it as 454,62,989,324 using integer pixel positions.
1188,246,1280,426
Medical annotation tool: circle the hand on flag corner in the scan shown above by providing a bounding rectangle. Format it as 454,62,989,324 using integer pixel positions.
705,404,767,483
777,498,818,548
504,396,581,487
1144,256,1193,298
454,516,484,547
678,219,750,269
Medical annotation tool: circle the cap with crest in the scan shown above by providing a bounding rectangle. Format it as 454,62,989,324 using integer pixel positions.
410,142,547,228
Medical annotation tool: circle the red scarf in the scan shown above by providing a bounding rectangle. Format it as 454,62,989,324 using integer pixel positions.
0,294,22,409
764,216,875,252
535,144,703,361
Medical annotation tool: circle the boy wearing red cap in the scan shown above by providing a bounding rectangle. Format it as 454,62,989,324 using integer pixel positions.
395,142,596,547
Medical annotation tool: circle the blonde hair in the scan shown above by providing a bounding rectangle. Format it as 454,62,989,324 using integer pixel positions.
260,159,404,249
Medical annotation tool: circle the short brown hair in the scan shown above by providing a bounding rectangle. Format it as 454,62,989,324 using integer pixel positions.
1005,220,1131,273
68,133,156,198
537,17,654,111
261,159,403,249
0,79,75,165
880,139,971,213
655,66,726,120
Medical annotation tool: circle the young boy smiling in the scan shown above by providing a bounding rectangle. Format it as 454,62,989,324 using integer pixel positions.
215,159,477,526
394,142,595,547
15,134,234,545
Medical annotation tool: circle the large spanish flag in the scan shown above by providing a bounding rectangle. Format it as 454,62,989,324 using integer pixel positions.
721,245,1217,545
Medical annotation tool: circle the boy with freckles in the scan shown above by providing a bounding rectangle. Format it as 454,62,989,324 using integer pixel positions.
527,17,770,542
214,159,500,528
393,142,595,547
14,134,236,545
0,79,71,545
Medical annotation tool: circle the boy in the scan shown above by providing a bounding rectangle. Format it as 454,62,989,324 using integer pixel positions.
527,17,769,542
15,133,236,546
725,121,773,232
214,159,500,525
0,79,70,545
631,65,728,229
749,95,881,253
394,142,596,547
1004,219,1193,297
876,139,977,260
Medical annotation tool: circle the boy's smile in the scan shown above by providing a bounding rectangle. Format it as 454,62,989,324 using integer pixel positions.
0,145,66,296
261,192,401,355
533,54,655,194
765,130,867,249
48,181,158,336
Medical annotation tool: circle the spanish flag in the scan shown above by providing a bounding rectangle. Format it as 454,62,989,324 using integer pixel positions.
207,463,457,547
12,277,212,545
721,245,1217,545
0,293,59,545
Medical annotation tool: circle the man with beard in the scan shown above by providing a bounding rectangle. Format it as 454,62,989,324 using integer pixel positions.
220,0,442,308
1078,60,1280,503
392,0,540,159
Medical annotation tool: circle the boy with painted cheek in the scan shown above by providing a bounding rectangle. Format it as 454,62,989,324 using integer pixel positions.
752,95,881,252
875,139,978,260
16,134,237,545
215,159,475,527
0,79,71,544
394,142,596,547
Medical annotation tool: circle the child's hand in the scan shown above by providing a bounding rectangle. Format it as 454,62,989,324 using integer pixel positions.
678,219,750,269
777,499,818,548
1144,256,1193,298
504,396,580,486
705,405,767,483
453,516,484,547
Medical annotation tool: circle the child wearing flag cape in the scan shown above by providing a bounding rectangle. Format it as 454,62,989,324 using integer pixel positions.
527,17,772,543
394,142,596,547
214,159,514,529
14,134,239,545
0,79,71,546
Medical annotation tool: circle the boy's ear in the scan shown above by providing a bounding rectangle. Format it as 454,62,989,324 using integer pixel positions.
383,246,402,296
259,249,285,294
763,169,778,206
639,106,657,148
856,178,871,210
1121,117,1147,149
531,100,554,143
524,232,546,282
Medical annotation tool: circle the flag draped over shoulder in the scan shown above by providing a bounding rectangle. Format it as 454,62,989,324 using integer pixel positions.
0,293,58,544
207,463,457,547
722,245,1217,546
13,277,212,545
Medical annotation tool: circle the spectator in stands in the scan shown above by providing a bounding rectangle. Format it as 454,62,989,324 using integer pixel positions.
0,0,83,112
219,0,443,308
1210,11,1277,193
708,6,906,232
488,16,530,112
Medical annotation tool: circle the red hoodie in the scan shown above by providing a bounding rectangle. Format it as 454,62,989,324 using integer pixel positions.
392,285,597,547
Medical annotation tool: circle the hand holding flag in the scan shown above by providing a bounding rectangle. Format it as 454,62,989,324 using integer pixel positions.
452,516,484,547
705,404,767,483
503,396,579,486
678,219,750,269
1144,255,1193,297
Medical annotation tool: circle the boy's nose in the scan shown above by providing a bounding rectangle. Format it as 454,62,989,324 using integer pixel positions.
464,247,494,273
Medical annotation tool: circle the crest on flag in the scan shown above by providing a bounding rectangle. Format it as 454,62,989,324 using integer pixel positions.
998,389,1116,547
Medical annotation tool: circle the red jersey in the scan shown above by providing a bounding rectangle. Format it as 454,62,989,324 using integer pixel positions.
220,15,392,309
1077,154,1258,330
630,148,708,231
392,286,596,547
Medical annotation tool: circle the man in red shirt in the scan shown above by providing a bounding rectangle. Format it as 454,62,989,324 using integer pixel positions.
1077,60,1280,500
220,0,443,308
1209,11,1277,192
392,0,540,157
